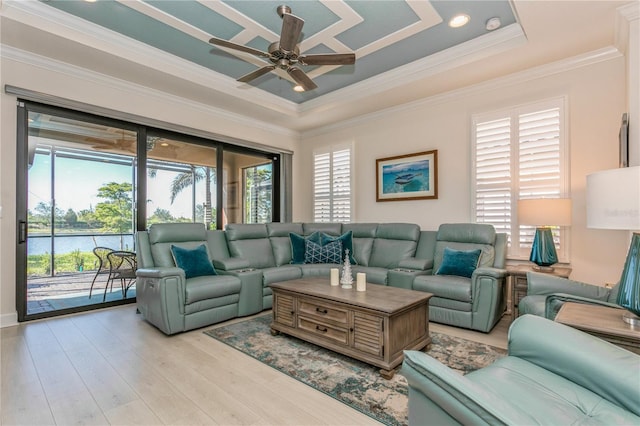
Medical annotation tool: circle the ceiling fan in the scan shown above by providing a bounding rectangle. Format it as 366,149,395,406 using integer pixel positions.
209,5,356,91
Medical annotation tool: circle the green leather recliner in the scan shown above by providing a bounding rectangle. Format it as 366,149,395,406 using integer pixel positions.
402,314,640,425
412,224,508,332
519,272,621,319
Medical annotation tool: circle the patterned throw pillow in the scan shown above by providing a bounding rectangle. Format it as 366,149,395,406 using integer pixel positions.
320,230,357,264
304,239,343,264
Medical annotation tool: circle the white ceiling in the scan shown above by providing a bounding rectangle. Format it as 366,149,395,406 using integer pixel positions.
0,1,632,133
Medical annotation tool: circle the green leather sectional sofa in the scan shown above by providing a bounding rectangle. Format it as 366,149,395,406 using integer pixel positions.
135,222,507,335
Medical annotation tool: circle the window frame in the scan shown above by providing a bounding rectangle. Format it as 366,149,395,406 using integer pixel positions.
471,96,570,261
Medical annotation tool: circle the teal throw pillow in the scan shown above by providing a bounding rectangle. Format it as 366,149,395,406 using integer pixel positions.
320,231,357,265
170,244,217,279
304,239,343,264
290,231,321,264
435,247,482,278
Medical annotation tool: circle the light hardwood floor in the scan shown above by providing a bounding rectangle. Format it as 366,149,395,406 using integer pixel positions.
1,305,510,425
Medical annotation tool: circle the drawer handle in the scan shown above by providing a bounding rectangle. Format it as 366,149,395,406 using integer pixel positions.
316,325,328,333
316,307,328,314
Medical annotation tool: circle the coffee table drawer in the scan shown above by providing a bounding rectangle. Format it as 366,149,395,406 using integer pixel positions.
298,317,348,345
299,299,348,325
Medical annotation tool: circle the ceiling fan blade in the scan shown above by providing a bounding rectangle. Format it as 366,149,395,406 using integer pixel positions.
299,53,356,66
287,67,317,91
279,13,304,53
209,36,270,58
237,65,276,83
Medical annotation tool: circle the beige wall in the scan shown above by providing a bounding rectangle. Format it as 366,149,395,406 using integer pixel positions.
0,56,298,326
297,55,630,286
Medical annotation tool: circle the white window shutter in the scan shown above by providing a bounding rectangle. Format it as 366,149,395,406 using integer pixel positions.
313,146,352,222
472,98,568,260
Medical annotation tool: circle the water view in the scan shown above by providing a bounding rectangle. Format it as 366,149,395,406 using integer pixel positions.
28,234,134,255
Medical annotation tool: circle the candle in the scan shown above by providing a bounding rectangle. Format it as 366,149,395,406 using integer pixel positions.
330,268,339,286
356,273,366,292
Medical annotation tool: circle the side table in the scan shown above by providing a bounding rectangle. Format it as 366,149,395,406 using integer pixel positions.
555,302,640,355
506,264,571,320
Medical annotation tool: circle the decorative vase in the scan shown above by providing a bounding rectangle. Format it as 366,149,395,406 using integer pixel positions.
617,232,640,325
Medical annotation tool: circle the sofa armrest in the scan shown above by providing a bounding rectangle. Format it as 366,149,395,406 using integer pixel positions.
136,267,185,278
527,272,610,300
545,294,622,319
508,315,640,416
212,257,251,271
398,258,433,271
402,351,527,425
472,267,507,280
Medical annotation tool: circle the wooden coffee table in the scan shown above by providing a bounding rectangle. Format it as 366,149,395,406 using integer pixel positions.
555,302,640,354
270,277,432,379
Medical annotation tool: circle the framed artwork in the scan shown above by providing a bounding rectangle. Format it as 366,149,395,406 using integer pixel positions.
376,150,438,202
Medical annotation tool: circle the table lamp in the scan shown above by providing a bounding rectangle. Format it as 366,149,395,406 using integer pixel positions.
587,166,640,325
518,198,572,272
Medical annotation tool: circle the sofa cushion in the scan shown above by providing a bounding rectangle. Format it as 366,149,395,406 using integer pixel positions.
413,274,472,302
518,295,547,317
226,224,276,269
289,232,321,264
303,222,342,235
435,247,481,278
268,223,304,266
305,239,343,264
352,266,389,285
184,274,241,304
320,231,356,264
343,223,378,266
299,263,338,277
368,223,420,268
263,266,303,285
170,244,217,279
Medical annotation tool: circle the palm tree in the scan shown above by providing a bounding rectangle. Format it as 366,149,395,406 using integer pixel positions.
169,166,215,229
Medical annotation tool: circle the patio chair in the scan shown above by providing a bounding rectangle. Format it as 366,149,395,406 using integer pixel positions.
89,247,114,299
105,250,137,301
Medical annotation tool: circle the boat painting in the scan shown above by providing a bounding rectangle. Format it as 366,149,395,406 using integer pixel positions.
376,150,438,201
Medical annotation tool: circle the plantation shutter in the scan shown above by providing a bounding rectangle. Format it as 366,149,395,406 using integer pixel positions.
313,145,352,222
472,98,568,260
474,116,512,238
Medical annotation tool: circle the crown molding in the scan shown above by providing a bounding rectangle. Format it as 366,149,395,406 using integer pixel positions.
299,23,527,114
302,46,622,138
1,45,299,141
615,1,640,53
1,0,301,117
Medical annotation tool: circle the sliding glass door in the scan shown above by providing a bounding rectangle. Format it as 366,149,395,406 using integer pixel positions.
17,101,282,321
19,106,138,320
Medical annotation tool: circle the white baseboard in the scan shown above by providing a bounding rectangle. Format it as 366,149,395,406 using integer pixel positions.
1,312,18,328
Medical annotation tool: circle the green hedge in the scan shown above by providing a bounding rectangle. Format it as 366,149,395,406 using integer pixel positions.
28,250,98,276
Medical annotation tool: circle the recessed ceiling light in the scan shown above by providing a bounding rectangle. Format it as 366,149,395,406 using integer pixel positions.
486,17,502,31
293,85,305,92
449,14,470,28
160,142,169,147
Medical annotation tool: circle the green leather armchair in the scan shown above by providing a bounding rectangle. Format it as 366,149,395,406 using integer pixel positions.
519,272,621,319
402,315,640,425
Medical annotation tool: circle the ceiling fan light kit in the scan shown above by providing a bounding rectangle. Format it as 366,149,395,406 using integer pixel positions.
209,4,355,92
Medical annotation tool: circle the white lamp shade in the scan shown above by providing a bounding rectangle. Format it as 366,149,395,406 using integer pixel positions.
587,166,640,230
518,198,572,226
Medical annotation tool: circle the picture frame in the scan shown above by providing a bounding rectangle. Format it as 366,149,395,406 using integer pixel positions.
376,150,438,202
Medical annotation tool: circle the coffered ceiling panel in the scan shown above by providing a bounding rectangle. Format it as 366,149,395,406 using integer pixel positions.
39,0,518,103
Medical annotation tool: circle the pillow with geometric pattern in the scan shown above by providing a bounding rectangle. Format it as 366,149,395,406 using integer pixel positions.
304,239,343,264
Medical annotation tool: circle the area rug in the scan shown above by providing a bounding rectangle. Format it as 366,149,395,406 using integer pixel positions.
204,314,506,426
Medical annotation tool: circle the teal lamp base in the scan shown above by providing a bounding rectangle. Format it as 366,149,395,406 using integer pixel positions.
617,232,640,326
530,228,558,270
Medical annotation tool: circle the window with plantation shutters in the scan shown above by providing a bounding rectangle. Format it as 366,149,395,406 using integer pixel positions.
472,98,569,260
313,145,352,222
